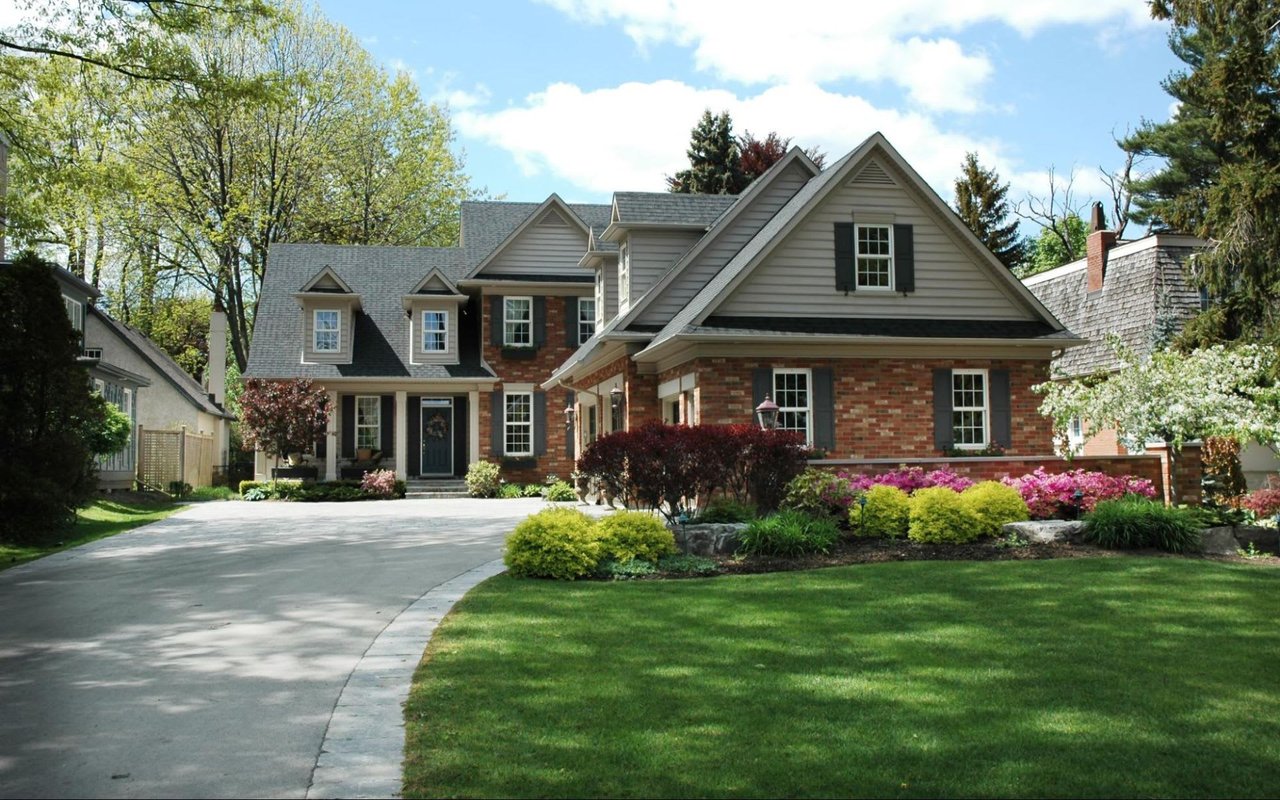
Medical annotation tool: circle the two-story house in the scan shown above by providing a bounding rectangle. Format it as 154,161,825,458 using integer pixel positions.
247,133,1079,485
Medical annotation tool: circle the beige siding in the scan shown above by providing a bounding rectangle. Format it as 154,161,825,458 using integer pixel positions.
301,300,354,363
719,158,1035,320
408,300,460,364
626,229,702,304
638,160,811,326
597,259,618,324
483,208,591,277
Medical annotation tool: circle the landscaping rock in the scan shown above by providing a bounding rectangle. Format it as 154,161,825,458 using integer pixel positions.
1232,525,1279,553
1001,520,1087,544
1199,526,1242,556
675,523,747,556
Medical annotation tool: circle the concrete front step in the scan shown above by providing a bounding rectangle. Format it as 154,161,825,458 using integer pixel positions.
404,480,469,499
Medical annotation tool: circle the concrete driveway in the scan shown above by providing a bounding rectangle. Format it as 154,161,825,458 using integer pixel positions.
0,498,550,799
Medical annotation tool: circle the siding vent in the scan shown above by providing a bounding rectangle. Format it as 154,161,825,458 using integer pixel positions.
852,161,896,186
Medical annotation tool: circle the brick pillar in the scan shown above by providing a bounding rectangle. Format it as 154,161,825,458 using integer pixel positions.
1149,442,1203,506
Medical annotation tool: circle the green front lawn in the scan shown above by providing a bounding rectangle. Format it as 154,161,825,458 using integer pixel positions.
404,558,1280,799
0,498,181,570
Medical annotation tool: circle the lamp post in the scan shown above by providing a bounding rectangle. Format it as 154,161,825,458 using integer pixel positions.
609,386,624,410
755,394,779,430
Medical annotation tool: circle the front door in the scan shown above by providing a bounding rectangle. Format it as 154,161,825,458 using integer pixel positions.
420,399,454,476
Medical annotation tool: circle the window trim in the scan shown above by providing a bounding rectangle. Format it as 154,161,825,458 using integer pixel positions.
773,368,813,445
63,294,84,332
355,395,382,451
122,388,133,418
618,242,630,309
951,368,989,449
504,391,534,457
854,223,894,291
577,297,596,345
503,296,533,347
421,309,449,353
313,309,341,352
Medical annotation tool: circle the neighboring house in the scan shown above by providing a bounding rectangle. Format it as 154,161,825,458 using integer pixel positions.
1025,218,1280,488
247,133,1080,483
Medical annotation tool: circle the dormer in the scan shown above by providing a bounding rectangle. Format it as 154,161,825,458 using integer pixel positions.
401,268,467,365
578,229,619,327
294,265,361,365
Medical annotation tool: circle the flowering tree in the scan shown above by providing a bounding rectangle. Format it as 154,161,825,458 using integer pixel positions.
239,379,329,460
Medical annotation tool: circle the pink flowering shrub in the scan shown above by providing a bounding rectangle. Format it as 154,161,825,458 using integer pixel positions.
361,469,398,498
1001,468,1156,519
839,466,974,495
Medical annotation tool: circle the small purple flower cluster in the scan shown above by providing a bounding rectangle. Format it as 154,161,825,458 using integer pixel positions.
1001,468,1156,519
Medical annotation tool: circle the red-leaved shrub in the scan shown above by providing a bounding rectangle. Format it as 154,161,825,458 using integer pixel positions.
1241,476,1280,519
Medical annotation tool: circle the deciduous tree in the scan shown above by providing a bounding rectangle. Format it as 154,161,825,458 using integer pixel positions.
238,378,329,461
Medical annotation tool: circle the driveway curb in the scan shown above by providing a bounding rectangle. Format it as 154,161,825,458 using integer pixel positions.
306,558,507,799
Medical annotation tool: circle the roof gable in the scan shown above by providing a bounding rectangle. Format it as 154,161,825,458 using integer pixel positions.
408,268,463,296
467,194,592,279
300,265,355,294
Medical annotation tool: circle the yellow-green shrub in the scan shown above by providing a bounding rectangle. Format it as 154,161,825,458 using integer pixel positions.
848,485,911,538
597,510,676,563
908,487,984,544
504,508,601,580
961,481,1030,536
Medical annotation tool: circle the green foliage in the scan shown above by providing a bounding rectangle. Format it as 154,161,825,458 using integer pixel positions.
782,468,856,521
667,109,743,194
1185,503,1254,528
238,379,329,460
465,461,502,498
504,508,602,580
239,480,264,495
1084,496,1202,553
499,483,523,499
1017,215,1088,278
953,152,1025,270
521,483,544,498
738,510,840,557
544,481,576,502
848,485,911,539
908,487,984,544
594,558,658,581
242,487,267,502
597,511,677,564
694,497,757,524
656,553,720,576
167,481,193,498
84,395,133,458
189,486,237,501
960,481,1030,537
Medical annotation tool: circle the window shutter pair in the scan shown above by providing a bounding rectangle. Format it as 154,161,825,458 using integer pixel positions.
489,389,547,457
489,295,547,348
752,367,835,452
932,368,1011,450
831,222,915,293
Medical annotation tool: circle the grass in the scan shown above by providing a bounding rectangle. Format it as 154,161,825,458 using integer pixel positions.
0,498,181,570
188,485,239,502
403,558,1280,799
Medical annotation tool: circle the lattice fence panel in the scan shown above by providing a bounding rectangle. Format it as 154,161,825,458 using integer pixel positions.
138,430,182,490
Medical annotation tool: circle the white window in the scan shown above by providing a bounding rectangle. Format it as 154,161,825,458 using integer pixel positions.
356,396,381,450
93,379,105,395
314,310,340,352
63,295,84,332
618,242,630,309
422,310,448,352
578,298,596,344
595,275,606,326
1067,415,1085,452
951,370,988,448
773,369,812,443
122,388,133,419
504,392,533,456
503,297,532,347
855,224,893,289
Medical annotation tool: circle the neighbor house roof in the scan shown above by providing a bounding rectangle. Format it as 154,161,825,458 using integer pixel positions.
460,199,612,274
611,192,738,227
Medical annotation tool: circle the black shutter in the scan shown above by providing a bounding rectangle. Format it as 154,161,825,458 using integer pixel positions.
490,295,503,347
490,390,504,457
894,223,915,293
752,368,771,407
407,396,421,476
341,395,355,458
315,433,326,459
564,297,579,347
533,296,547,348
812,368,835,452
834,221,855,292
989,369,1012,448
534,391,547,456
933,369,953,450
453,395,468,477
380,394,395,456
564,390,575,457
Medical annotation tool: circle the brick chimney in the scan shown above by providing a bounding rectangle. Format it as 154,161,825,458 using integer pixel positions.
208,299,228,407
1086,201,1116,292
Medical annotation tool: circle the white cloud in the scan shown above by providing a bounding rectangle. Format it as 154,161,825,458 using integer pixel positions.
538,0,1154,113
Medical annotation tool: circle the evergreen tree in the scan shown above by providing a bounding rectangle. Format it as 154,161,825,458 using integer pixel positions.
952,152,1025,270
1120,0,1280,341
667,110,744,194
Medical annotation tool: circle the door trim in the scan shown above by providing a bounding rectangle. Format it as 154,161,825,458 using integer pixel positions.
420,398,455,477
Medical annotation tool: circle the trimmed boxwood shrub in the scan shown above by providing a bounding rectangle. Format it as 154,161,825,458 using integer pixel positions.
908,487,984,544
848,485,911,538
504,508,602,580
738,510,840,557
598,511,677,564
1084,497,1201,553
465,461,502,498
960,481,1030,537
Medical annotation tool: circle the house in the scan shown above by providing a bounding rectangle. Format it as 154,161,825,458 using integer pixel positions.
246,133,1080,483
1025,214,1280,488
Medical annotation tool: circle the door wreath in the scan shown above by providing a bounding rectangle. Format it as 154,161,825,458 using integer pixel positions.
425,412,449,440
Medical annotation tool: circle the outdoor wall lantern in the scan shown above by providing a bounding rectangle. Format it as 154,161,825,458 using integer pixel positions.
609,386,624,410
563,404,576,429
755,394,779,430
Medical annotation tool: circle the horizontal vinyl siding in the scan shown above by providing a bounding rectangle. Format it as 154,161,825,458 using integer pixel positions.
301,301,353,363
627,229,703,303
639,161,810,327
598,260,619,324
719,160,1034,320
483,209,591,277
409,301,460,364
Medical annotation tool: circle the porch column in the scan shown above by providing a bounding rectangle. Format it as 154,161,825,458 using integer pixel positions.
395,390,408,479
325,390,338,482
468,389,481,464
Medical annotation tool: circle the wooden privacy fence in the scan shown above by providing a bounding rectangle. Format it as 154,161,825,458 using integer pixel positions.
137,427,214,491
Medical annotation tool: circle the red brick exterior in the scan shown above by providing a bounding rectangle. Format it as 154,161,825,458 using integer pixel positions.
1086,229,1117,292
659,356,1054,458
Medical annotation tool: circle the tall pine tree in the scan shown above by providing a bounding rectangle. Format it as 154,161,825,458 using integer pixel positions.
667,110,744,194
952,152,1025,270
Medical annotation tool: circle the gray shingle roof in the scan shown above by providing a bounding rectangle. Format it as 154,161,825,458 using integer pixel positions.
1025,243,1201,377
461,201,612,269
699,316,1069,340
613,192,738,226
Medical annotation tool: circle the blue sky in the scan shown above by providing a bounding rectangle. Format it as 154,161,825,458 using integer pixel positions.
322,0,1180,218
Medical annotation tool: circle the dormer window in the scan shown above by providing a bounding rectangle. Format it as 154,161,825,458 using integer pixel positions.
422,310,448,352
856,224,893,289
314,309,340,352
618,242,630,309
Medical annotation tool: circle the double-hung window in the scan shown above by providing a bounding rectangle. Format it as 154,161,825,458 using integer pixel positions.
422,310,448,353
314,310,340,352
356,396,381,450
503,297,532,347
951,370,988,448
773,369,812,443
63,295,84,332
855,224,893,289
578,298,596,344
504,392,533,456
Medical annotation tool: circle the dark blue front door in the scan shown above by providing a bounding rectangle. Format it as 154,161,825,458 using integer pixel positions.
420,401,454,476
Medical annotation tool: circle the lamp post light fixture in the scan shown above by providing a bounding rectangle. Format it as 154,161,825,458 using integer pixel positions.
755,393,780,430
609,386,624,410
563,404,576,429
